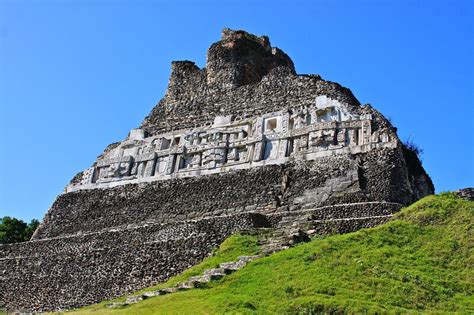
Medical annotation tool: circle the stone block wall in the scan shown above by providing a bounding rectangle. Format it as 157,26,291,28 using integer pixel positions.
34,164,286,239
0,213,269,312
306,216,393,235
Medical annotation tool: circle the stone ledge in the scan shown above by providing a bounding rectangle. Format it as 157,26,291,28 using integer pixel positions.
0,212,270,260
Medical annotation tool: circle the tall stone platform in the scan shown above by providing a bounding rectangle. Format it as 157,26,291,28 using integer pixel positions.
0,29,433,312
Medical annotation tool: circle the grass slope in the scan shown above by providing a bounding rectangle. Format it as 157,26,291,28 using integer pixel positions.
67,193,473,314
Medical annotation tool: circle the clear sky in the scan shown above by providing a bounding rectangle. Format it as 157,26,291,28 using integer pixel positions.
1,0,473,222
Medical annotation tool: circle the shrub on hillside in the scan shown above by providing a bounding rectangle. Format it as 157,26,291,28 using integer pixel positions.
0,216,39,244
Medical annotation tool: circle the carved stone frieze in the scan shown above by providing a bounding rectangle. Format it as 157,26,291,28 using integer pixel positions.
67,99,398,192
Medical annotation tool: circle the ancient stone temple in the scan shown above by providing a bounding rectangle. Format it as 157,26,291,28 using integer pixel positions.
0,29,433,312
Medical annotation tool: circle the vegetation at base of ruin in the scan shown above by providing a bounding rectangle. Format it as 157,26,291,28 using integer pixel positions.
65,193,473,314
0,216,39,244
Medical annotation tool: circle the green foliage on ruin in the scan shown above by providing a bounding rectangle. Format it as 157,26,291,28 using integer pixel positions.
66,193,473,314
0,216,39,244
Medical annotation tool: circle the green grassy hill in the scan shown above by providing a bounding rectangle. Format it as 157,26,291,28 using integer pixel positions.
68,193,473,314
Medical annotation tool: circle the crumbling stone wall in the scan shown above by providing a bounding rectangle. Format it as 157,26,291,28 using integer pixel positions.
141,29,360,135
143,66,360,135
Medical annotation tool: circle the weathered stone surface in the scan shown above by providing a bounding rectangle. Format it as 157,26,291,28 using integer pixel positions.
454,188,474,201
0,29,433,312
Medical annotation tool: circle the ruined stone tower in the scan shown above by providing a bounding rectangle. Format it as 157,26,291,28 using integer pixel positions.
0,29,433,312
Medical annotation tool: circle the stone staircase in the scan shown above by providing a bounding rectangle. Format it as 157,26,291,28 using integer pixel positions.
275,202,397,237
257,226,309,255
107,226,311,309
107,203,397,309
107,255,261,308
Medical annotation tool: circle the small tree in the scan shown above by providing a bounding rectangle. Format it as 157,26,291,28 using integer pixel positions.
404,138,424,159
25,219,40,239
0,216,40,244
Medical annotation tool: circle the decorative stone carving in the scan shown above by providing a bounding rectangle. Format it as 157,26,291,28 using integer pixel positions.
263,140,279,160
291,109,307,129
108,161,131,178
361,120,372,145
309,130,322,148
348,129,358,145
80,168,95,185
203,148,227,169
155,156,168,175
299,135,309,152
278,139,288,158
67,101,397,191
237,147,248,162
280,113,289,133
227,148,237,161
165,155,176,175
380,131,390,143
337,128,347,145
253,141,264,162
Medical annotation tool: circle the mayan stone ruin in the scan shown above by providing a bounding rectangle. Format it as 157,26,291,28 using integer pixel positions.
0,29,434,312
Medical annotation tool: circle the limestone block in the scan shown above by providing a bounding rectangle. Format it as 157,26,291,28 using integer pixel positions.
213,115,233,127
128,128,145,140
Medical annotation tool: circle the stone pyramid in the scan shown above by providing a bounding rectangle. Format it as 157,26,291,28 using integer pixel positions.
0,29,433,312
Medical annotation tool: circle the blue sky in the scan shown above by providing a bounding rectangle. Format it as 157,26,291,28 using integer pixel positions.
1,0,473,222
